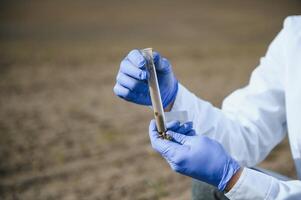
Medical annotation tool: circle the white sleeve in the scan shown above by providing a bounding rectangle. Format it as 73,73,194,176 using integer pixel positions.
225,168,301,200
171,17,291,167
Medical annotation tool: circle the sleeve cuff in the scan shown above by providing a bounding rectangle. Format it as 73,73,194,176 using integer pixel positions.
225,168,274,200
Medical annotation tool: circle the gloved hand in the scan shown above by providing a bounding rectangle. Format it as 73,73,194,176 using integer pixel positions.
149,120,241,191
113,49,178,108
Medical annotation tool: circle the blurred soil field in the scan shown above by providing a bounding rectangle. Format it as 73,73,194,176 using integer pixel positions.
0,0,300,199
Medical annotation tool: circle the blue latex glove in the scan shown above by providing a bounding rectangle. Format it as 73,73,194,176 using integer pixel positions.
113,49,178,108
149,120,241,191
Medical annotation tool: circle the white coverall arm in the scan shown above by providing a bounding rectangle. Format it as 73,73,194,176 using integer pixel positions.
170,16,301,199
172,19,288,167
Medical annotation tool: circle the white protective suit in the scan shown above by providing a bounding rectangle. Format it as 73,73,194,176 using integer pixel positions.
168,16,301,199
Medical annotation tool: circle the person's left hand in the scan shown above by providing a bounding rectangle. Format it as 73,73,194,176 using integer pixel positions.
149,120,241,191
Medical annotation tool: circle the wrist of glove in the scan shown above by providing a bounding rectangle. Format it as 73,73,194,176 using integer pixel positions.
149,120,241,191
113,49,178,108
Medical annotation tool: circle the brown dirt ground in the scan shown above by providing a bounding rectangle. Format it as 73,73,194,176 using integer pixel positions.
0,0,300,199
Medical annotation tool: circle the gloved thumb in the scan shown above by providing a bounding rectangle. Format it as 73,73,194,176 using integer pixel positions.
153,51,172,73
166,130,188,145
149,120,184,157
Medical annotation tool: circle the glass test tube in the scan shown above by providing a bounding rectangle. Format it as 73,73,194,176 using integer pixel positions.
141,48,169,139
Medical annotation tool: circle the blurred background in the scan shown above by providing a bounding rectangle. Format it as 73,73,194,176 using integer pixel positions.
0,0,300,199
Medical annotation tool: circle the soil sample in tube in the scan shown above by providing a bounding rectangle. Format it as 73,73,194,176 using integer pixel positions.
141,48,170,140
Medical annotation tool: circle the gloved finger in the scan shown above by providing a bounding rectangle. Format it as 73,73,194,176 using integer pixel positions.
153,51,172,73
127,49,146,69
149,120,182,157
174,122,194,135
185,129,196,136
120,58,148,81
166,120,181,131
116,72,148,93
166,130,188,145
113,83,137,101
166,121,194,135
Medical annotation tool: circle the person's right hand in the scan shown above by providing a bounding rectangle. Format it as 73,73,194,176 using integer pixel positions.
113,49,178,108
148,120,241,191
